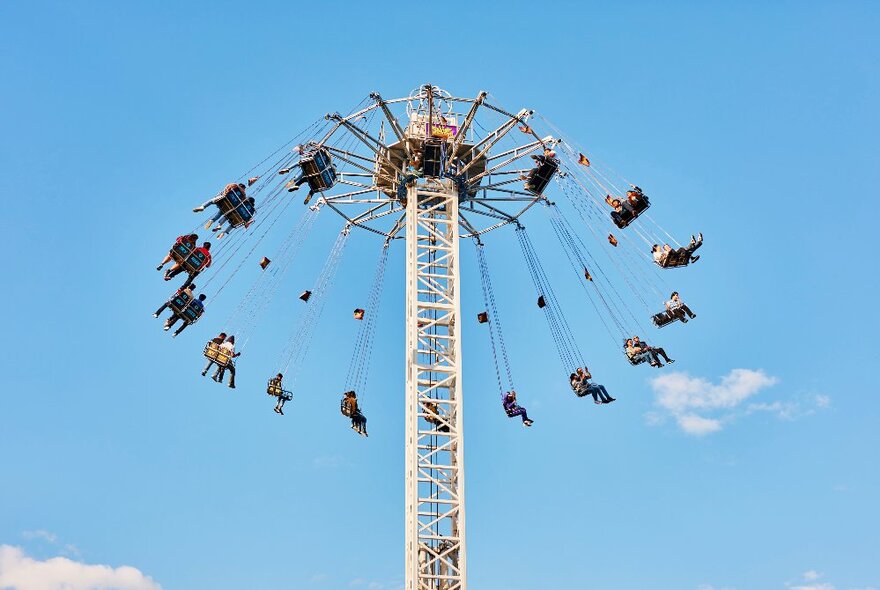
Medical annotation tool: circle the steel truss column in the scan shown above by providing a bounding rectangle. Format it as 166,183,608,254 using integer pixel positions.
405,178,467,590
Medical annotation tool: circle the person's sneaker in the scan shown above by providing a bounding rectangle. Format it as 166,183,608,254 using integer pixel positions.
303,193,313,205
273,407,279,413
523,419,534,427
607,397,616,403
690,255,700,263
229,383,236,389
278,168,291,175
152,313,159,318
286,182,300,192
698,232,703,242
689,314,697,319
200,371,207,376
156,264,163,271
278,407,284,415
594,400,601,405
667,359,675,364
216,232,225,240
163,325,170,331
204,220,214,230
171,332,177,338
681,317,688,323
193,206,205,213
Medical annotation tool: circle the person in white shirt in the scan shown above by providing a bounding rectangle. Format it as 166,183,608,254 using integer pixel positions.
212,335,241,389
665,291,696,322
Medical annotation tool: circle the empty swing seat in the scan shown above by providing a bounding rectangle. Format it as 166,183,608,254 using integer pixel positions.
217,187,255,228
422,139,444,177
203,341,233,368
300,148,337,192
267,379,293,402
525,159,558,195
611,194,650,229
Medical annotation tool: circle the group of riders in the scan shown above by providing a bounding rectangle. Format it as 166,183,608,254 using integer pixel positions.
150,135,703,431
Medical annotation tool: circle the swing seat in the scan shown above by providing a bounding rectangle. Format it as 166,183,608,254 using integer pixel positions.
204,341,233,368
657,249,692,269
504,407,520,417
180,301,204,325
422,139,444,178
168,291,193,314
626,351,653,366
652,310,683,328
267,380,293,401
524,159,558,195
572,382,591,398
217,187,255,228
182,249,209,275
611,194,650,229
300,148,337,192
170,241,195,265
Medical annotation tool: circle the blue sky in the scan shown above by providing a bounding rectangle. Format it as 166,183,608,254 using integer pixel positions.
1,1,878,589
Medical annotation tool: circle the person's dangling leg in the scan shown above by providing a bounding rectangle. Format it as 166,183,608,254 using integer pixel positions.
680,303,696,319
154,301,169,318
172,322,189,337
227,364,236,389
654,347,674,363
595,384,614,403
202,359,215,376
157,253,173,271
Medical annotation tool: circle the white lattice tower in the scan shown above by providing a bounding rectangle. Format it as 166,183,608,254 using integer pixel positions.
404,177,467,590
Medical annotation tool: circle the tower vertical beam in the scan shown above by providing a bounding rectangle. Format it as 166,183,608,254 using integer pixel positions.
405,178,467,590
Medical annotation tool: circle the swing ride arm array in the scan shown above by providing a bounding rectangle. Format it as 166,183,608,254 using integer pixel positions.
405,178,467,590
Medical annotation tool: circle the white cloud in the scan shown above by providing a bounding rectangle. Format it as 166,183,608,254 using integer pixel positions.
787,570,837,590
21,531,57,544
677,413,723,436
0,545,160,590
650,369,778,435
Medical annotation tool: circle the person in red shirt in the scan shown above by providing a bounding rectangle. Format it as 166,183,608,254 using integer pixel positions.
164,241,212,282
156,234,198,271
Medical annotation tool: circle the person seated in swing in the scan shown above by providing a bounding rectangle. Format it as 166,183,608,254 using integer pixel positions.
501,390,534,427
281,143,324,204
163,293,206,337
652,233,703,267
665,291,696,322
605,195,635,225
164,241,212,281
423,401,449,432
212,335,240,389
572,366,615,404
342,390,368,436
153,282,196,319
530,147,557,166
627,335,673,367
212,196,256,239
156,234,198,271
193,182,246,219
201,332,227,376
268,373,288,415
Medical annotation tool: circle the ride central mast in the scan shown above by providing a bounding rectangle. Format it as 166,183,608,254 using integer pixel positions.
404,175,467,590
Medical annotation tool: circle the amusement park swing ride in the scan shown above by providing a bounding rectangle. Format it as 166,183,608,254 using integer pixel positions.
153,84,704,590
